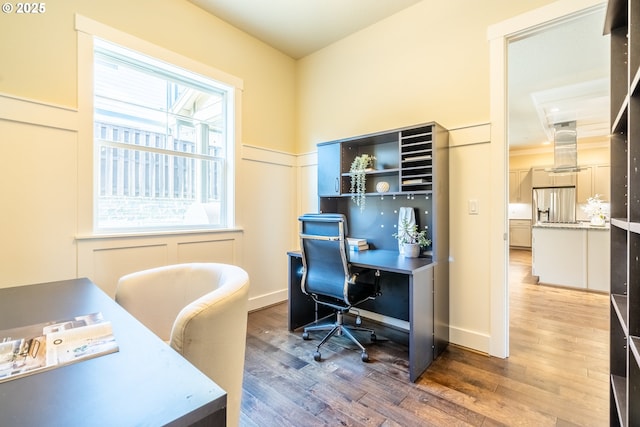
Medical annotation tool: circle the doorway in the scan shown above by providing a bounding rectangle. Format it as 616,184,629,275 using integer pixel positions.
488,0,608,359
507,6,609,268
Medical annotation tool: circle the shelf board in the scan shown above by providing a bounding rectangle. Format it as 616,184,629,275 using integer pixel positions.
612,95,629,134
611,217,629,230
334,191,433,198
611,374,628,427
341,168,400,177
631,336,640,365
612,294,629,335
401,131,432,140
402,166,433,174
604,0,627,33
402,183,430,188
632,65,640,97
630,221,640,234
402,155,432,162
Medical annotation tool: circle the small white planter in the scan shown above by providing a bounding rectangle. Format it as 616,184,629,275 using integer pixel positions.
403,243,421,258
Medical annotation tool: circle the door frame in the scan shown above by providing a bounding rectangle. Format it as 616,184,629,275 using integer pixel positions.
487,0,605,358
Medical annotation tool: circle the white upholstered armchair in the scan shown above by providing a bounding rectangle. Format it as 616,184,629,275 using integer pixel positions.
115,263,250,427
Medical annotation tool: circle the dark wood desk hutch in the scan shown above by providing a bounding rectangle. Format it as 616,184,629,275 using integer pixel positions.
305,122,449,379
605,1,640,425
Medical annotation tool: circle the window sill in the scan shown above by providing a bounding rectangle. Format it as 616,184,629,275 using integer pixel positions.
75,227,244,241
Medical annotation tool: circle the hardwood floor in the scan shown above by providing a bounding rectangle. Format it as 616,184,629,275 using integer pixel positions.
240,249,609,426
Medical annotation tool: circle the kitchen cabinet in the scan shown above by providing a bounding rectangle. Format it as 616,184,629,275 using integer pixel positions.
576,166,593,204
577,164,611,204
587,229,610,293
532,226,587,288
594,164,610,201
509,169,532,204
531,167,576,187
531,224,609,291
553,173,576,187
531,167,553,187
508,171,518,202
509,219,531,248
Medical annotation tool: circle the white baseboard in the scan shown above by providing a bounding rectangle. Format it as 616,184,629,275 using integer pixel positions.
249,294,490,356
351,308,410,331
449,326,490,354
248,289,288,312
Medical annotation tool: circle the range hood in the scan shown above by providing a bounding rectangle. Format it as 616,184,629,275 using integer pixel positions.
544,120,581,174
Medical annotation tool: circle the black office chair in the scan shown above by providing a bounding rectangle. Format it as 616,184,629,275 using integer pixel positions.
298,213,380,362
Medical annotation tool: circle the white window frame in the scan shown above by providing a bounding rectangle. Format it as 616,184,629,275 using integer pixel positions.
75,15,243,236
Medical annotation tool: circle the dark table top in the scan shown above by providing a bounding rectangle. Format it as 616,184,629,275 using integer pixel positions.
0,278,226,427
288,248,434,274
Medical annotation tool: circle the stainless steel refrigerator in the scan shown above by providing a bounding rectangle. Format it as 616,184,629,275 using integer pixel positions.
532,187,576,223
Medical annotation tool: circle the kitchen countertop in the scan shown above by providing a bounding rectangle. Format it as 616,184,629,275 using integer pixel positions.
532,221,610,230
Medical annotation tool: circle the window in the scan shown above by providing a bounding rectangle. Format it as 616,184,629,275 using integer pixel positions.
93,38,233,232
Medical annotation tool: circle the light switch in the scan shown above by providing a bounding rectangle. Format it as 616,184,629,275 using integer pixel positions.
468,199,479,215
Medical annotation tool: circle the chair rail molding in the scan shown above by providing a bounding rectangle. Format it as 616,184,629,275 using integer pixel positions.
0,92,78,131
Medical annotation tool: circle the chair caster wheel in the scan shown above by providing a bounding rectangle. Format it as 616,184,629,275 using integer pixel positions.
313,351,322,362
361,352,369,362
302,332,310,340
371,333,377,342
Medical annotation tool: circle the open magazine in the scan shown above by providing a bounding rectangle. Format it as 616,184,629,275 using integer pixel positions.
0,312,118,383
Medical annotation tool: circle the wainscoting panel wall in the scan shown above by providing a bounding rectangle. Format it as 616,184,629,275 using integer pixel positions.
0,95,79,289
177,238,237,264
296,152,318,214
447,123,493,353
238,145,299,310
0,93,299,315
77,231,242,298
85,243,169,298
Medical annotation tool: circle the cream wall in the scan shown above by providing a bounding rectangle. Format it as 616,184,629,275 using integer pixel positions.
296,0,557,151
295,0,561,354
0,0,298,311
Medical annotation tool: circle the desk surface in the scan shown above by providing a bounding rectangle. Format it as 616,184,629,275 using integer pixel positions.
288,248,433,274
0,278,226,427
287,248,438,381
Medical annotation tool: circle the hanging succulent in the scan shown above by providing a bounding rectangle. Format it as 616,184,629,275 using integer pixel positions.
349,154,375,212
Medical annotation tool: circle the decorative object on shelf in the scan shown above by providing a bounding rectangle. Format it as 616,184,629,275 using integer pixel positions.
376,181,390,193
349,154,375,211
397,207,415,254
582,194,608,226
393,218,431,258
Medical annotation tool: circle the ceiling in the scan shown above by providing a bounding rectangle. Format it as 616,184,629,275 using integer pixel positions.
508,6,609,148
188,0,422,59
188,1,609,149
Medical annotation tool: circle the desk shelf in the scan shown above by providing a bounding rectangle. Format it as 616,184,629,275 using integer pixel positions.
318,122,446,198
314,121,449,379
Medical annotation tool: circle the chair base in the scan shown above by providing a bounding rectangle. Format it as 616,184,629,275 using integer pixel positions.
302,311,376,362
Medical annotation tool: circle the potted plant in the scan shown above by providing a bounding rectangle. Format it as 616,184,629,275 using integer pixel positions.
582,194,608,226
393,219,431,258
349,154,375,212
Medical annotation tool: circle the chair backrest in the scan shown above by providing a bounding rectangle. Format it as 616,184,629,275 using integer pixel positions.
116,263,249,427
116,263,222,340
298,213,352,305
